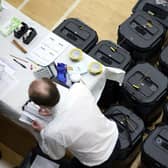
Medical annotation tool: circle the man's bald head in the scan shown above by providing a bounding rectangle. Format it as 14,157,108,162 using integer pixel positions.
29,78,60,107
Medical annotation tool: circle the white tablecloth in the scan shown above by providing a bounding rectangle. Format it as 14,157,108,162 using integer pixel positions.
0,2,125,141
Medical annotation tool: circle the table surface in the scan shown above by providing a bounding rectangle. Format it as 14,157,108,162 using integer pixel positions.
0,2,124,140
0,2,104,121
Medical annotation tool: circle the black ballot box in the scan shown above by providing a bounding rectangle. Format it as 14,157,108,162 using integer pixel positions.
53,18,98,53
132,0,168,29
120,63,168,125
118,11,166,63
88,40,132,109
104,105,144,167
141,125,168,168
89,40,132,70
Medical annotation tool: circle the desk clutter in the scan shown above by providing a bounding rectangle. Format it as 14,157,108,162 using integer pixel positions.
34,60,102,88
0,8,37,41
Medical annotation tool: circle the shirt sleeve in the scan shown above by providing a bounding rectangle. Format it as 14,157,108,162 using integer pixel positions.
40,129,66,160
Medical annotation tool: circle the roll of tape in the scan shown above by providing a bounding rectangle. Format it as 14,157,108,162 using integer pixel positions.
88,62,103,75
69,48,83,61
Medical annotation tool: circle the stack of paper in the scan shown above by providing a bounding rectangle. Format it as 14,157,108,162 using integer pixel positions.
27,33,70,66
31,155,60,168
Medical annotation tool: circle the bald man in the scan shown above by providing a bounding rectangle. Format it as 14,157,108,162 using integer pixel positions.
28,78,119,168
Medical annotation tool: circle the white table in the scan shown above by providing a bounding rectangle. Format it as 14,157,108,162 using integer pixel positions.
0,2,125,141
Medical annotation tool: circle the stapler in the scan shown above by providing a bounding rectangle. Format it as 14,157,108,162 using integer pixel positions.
14,22,28,39
23,27,37,44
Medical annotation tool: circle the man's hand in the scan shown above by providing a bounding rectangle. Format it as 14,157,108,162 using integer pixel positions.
39,107,52,116
32,120,44,132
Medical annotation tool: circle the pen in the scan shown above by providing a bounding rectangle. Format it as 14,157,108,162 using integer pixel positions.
10,54,29,63
13,59,27,69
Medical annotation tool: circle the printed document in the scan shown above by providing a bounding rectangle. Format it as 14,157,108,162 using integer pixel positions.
27,33,70,66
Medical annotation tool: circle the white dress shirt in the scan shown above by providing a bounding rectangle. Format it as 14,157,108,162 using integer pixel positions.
40,83,119,166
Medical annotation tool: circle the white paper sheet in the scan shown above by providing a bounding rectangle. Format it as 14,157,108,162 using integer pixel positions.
0,59,16,75
27,33,70,66
31,155,60,168
0,73,18,99
0,59,18,99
